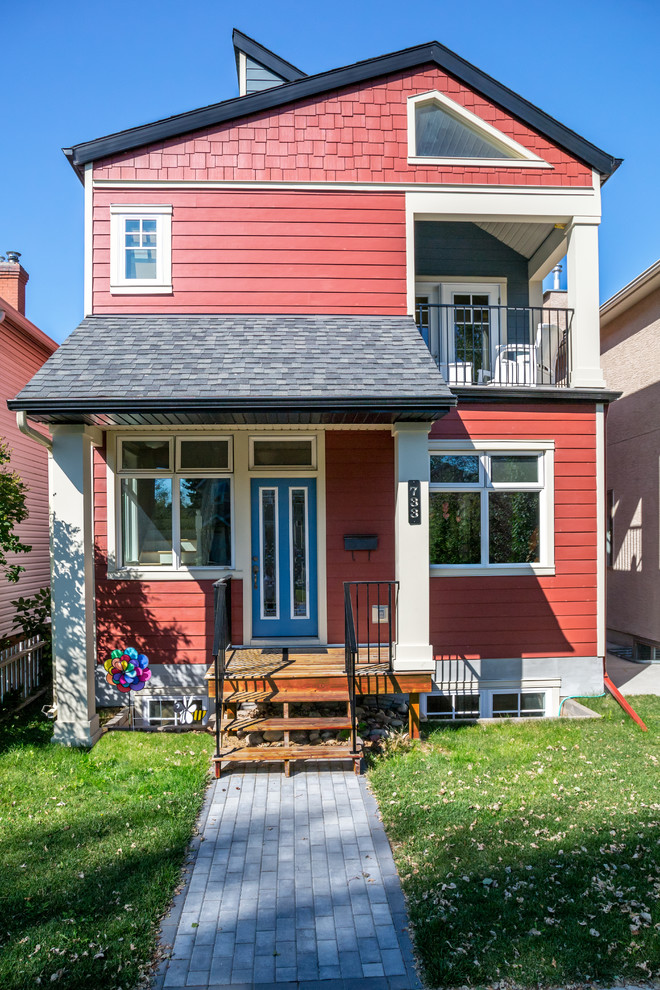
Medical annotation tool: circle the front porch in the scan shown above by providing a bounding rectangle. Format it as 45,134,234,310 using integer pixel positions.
206,579,433,776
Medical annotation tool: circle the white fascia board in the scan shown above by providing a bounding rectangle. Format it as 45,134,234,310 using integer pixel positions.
93,178,604,198
406,90,550,168
84,163,93,315
406,188,601,220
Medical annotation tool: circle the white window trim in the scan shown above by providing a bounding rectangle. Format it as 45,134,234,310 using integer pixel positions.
249,434,317,471
113,433,235,575
429,438,555,577
422,679,560,719
407,91,551,169
110,204,172,293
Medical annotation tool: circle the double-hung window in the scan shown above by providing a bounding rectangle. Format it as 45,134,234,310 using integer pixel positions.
429,441,554,575
110,205,172,293
116,436,233,571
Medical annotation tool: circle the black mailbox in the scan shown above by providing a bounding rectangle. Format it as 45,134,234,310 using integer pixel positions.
344,534,378,552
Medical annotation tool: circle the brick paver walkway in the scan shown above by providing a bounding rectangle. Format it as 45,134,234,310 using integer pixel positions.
154,763,421,990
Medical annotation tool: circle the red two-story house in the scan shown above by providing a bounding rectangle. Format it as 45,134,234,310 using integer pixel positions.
10,31,620,748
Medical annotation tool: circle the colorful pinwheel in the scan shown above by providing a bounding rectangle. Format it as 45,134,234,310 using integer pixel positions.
103,647,151,694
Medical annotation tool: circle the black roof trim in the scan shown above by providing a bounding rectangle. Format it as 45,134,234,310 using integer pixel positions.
64,39,621,182
452,386,621,404
232,28,307,85
8,395,455,414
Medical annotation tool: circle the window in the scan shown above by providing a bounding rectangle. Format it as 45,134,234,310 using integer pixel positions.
146,697,207,726
110,205,172,293
425,692,480,720
633,640,660,663
429,442,554,575
117,435,232,570
249,436,316,469
407,91,549,168
490,691,546,718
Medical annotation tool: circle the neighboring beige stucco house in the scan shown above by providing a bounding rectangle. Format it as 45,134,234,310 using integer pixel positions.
601,259,660,659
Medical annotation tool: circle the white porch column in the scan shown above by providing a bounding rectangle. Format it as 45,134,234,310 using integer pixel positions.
566,221,606,388
392,423,434,671
50,424,102,747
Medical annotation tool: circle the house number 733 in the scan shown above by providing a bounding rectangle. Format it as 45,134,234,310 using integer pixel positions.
408,480,421,525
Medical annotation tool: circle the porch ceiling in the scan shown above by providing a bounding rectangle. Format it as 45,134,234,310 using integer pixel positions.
9,314,456,425
475,221,556,259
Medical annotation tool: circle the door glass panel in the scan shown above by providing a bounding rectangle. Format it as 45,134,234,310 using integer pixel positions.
261,489,278,618
453,293,491,376
290,489,308,618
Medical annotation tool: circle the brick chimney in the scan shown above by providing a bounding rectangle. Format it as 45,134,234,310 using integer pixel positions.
0,251,29,315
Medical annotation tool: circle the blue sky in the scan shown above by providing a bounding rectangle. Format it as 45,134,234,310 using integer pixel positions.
2,0,658,343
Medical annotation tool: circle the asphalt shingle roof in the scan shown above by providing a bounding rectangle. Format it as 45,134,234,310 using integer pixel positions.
15,314,452,406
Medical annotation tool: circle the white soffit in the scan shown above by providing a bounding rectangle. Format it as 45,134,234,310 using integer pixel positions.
475,221,554,258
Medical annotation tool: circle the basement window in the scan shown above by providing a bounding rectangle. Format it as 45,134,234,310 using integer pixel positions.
424,692,480,720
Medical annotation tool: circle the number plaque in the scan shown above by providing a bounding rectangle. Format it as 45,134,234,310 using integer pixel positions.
408,480,421,525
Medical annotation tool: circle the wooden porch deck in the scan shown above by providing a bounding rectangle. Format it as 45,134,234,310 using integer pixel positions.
204,646,432,700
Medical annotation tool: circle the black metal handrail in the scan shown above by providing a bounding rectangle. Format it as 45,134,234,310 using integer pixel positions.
344,580,398,755
212,576,232,762
415,303,573,387
344,584,359,756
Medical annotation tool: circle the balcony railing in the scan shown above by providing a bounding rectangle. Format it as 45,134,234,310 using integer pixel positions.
415,303,573,388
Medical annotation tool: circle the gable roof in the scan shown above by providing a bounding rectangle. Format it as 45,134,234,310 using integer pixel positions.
8,314,455,425
232,28,307,88
63,37,621,182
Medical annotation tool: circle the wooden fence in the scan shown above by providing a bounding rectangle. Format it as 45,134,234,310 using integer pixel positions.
0,633,48,706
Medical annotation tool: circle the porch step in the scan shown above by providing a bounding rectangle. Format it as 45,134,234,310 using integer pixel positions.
219,716,352,731
223,689,351,703
213,745,362,778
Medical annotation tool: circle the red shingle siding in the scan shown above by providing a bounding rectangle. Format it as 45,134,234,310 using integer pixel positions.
325,431,395,643
0,317,56,638
93,66,592,187
92,188,407,314
430,404,598,660
93,445,242,665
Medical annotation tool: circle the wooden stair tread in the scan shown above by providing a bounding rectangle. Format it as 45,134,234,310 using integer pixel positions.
223,690,350,702
220,717,352,730
214,746,360,761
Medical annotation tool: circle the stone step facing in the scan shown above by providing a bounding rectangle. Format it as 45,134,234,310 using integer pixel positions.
212,745,362,777
219,716,352,730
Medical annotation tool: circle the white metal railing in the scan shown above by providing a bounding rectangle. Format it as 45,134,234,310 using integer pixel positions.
0,633,47,705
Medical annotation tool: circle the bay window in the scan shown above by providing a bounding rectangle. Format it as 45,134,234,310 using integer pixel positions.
429,441,554,575
116,435,233,570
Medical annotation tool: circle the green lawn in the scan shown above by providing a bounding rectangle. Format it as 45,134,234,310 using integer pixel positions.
0,703,213,990
369,695,660,988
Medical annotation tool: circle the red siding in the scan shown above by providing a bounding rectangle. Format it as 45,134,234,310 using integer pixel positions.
0,314,56,638
93,445,242,665
325,431,395,643
93,66,592,187
92,189,406,314
429,404,598,660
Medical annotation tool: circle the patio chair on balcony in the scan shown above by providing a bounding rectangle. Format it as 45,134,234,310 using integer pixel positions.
491,322,564,386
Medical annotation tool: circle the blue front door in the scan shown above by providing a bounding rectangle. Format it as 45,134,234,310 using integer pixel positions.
251,478,318,638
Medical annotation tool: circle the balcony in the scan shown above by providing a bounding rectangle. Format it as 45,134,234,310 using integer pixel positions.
415,302,573,388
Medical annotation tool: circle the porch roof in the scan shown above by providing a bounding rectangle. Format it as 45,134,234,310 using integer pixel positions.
9,314,455,426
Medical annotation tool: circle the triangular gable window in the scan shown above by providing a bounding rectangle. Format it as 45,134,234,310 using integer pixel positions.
408,91,549,168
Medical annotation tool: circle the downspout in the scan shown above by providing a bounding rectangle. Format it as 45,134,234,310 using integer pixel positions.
16,410,52,452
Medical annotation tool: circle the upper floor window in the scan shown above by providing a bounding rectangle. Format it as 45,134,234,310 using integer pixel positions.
407,91,549,169
110,204,172,294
